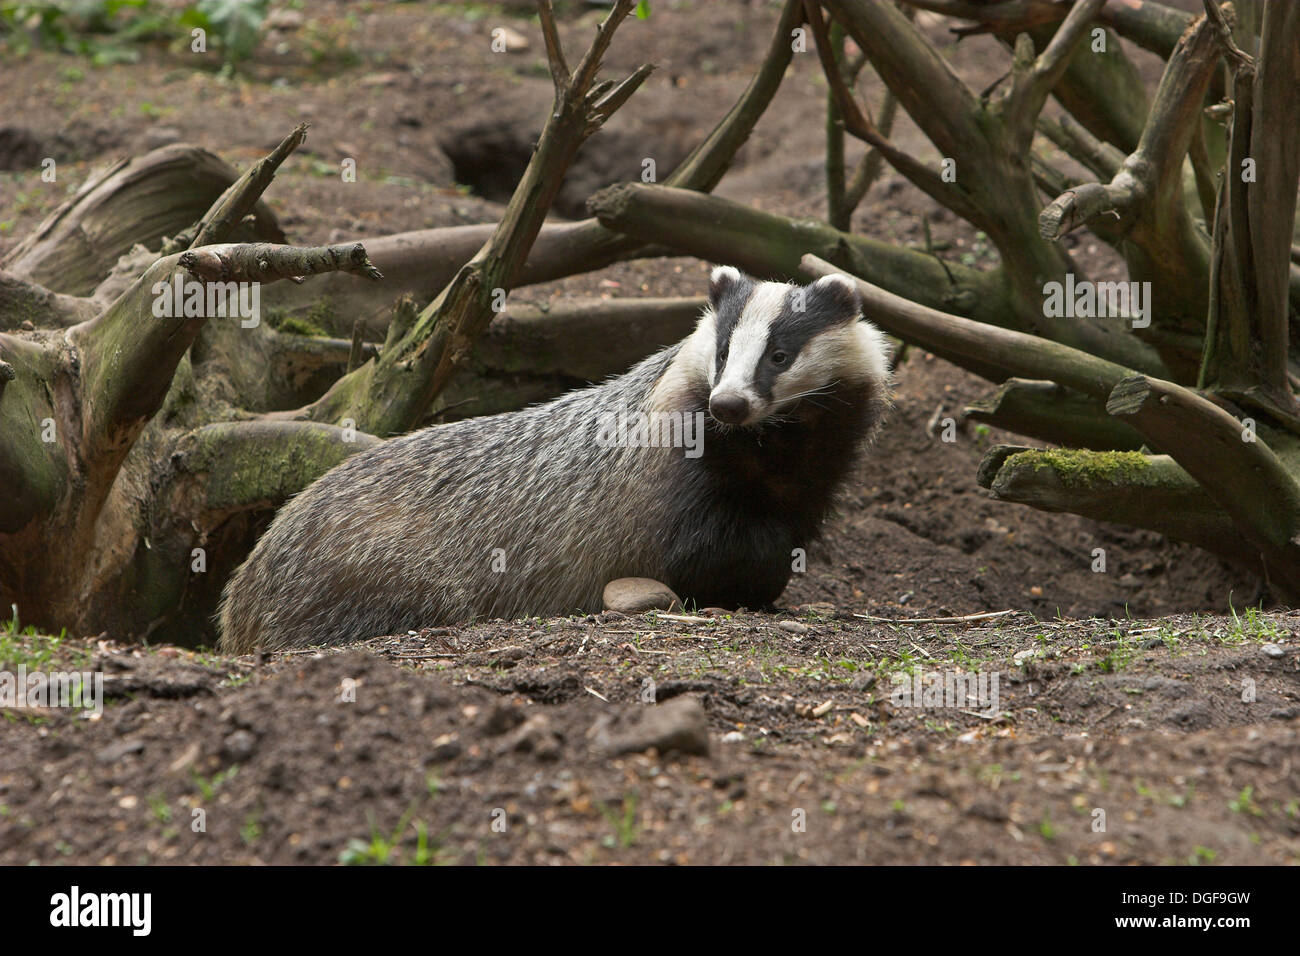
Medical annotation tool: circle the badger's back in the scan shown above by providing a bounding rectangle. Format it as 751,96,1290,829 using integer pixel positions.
218,349,681,653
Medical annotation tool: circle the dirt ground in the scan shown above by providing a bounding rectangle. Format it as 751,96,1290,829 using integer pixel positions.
1,0,1295,865
2,608,1297,865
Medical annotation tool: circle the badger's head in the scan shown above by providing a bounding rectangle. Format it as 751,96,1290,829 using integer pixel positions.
686,266,891,428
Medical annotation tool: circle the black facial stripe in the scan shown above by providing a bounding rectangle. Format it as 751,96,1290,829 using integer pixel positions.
749,285,858,399
710,272,756,377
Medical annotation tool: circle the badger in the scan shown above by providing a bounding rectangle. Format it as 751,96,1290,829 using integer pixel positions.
218,267,892,652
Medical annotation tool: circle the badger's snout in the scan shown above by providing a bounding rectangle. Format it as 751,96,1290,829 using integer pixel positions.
709,391,751,425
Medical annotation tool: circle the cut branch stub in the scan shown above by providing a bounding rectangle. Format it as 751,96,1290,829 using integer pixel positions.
1038,182,1127,240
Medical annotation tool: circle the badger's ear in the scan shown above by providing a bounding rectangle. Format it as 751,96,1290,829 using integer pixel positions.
808,272,861,318
709,265,744,308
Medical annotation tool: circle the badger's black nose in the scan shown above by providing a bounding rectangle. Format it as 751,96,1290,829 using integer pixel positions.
709,392,750,425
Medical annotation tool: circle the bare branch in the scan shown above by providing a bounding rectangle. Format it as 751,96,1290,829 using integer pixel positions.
570,0,638,93
178,242,383,284
1037,114,1124,180
1006,0,1107,146
1202,0,1255,69
190,124,308,248
899,0,1193,59
807,1,984,225
536,0,570,94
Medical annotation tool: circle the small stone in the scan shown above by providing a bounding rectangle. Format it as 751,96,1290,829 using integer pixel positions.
850,672,877,693
1262,643,1286,659
500,713,562,761
20,320,34,331
1013,648,1040,666
97,738,144,763
778,620,809,635
721,731,745,743
222,729,257,761
481,703,524,737
428,733,461,763
602,577,681,614
602,696,710,757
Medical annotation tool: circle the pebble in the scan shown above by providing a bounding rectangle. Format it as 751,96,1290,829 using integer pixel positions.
778,620,809,635
500,714,562,761
602,577,681,614
97,738,145,763
222,729,257,761
601,696,710,757
1262,643,1286,659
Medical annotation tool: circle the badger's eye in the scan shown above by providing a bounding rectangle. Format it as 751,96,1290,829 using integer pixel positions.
770,350,788,367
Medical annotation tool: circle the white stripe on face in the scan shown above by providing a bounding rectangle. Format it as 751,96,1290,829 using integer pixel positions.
649,309,716,414
711,282,787,412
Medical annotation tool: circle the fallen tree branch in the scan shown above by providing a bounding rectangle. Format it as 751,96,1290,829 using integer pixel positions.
179,242,383,284
1106,374,1300,589
977,445,1257,570
800,252,1167,387
0,145,284,296
591,183,1012,335
964,377,1145,450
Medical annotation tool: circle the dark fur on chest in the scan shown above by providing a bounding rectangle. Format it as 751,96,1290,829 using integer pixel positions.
661,381,878,609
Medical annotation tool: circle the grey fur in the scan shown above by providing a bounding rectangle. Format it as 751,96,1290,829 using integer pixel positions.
218,272,891,652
